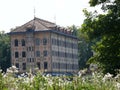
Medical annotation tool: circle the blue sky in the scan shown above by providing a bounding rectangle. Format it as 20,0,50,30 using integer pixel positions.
0,0,97,32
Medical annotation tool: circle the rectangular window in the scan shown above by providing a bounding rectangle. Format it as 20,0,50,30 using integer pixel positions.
52,38,55,45
15,52,19,58
27,47,34,51
15,63,19,68
55,39,57,45
59,40,62,46
37,62,40,69
22,63,26,70
44,62,48,69
30,58,31,62
58,63,60,69
15,39,18,46
36,51,40,57
52,51,54,56
52,38,57,45
58,51,59,57
21,39,25,46
35,38,40,45
32,58,34,62
52,63,55,68
22,51,26,57
27,58,29,62
32,47,34,51
29,47,31,51
43,50,47,56
57,40,59,46
43,38,47,45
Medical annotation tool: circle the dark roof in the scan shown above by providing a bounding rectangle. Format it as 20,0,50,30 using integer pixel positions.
9,17,78,39
11,17,56,33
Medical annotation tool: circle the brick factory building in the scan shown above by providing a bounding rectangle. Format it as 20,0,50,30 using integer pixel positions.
9,17,79,73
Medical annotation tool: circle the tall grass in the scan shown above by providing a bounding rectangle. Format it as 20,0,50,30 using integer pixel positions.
0,66,120,90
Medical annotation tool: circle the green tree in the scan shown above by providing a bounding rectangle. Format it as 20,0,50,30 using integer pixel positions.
68,25,93,69
67,25,78,36
77,28,93,69
81,0,120,75
0,31,11,72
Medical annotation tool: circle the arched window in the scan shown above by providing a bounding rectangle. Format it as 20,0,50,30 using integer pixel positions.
35,38,40,45
15,63,19,68
36,51,40,57
21,39,25,46
22,63,26,70
15,52,19,58
44,62,48,69
37,62,41,69
22,51,26,57
43,38,47,45
14,39,18,46
43,50,47,56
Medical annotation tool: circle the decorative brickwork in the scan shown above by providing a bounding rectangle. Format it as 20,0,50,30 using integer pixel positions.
9,17,79,73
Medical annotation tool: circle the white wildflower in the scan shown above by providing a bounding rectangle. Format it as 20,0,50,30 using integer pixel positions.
23,77,30,83
10,65,18,73
6,68,13,73
0,69,2,73
78,71,82,77
102,73,113,82
46,74,52,77
6,66,18,74
115,74,120,80
116,82,120,90
92,72,95,76
21,73,25,77
104,73,113,78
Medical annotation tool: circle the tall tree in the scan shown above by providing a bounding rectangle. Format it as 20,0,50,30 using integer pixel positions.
77,28,93,69
81,0,120,75
0,31,11,72
68,25,93,69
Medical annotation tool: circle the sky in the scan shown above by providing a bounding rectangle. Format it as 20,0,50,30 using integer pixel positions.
0,0,97,32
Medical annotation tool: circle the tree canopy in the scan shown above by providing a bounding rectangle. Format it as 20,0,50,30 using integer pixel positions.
0,31,11,72
81,0,120,75
67,25,93,69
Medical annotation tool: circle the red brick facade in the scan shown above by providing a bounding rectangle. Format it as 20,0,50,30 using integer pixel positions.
10,17,79,73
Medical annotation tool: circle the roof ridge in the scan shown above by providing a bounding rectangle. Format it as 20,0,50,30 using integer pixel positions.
11,17,57,32
35,17,55,25
35,18,51,29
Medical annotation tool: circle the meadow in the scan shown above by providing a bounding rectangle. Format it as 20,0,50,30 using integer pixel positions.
0,66,120,90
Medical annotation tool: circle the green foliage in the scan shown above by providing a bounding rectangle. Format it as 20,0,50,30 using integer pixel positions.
77,28,93,69
67,25,93,69
0,31,11,72
89,0,108,6
81,0,120,75
0,71,119,90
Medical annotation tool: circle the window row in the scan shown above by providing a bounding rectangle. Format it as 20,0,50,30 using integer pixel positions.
15,51,26,58
35,38,47,45
27,47,34,51
27,58,35,62
36,50,48,57
14,39,25,46
16,63,26,70
14,50,48,58
52,38,78,49
52,62,78,70
15,62,48,70
14,38,48,47
52,51,78,59
37,62,48,69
